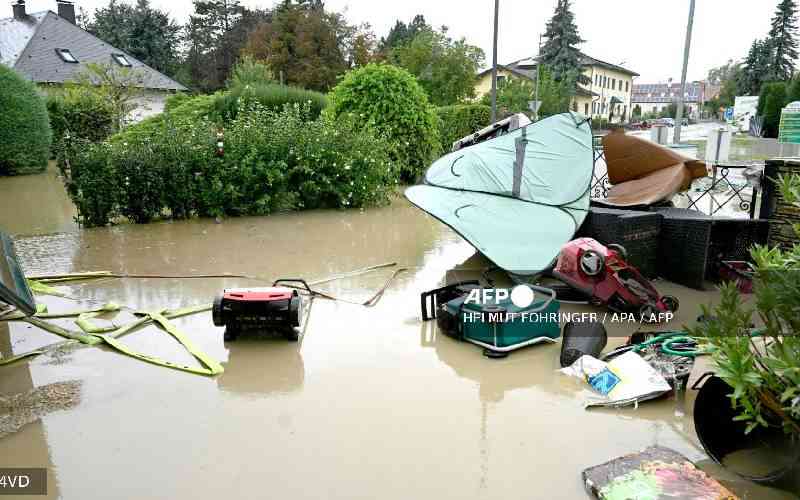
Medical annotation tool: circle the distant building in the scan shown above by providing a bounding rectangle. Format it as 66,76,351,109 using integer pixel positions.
631,81,707,119
0,0,186,121
474,53,639,122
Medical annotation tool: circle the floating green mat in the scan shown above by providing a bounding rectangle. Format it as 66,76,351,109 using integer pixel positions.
97,309,223,376
1,302,221,376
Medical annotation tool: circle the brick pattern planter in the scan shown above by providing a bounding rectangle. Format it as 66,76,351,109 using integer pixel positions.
654,208,769,290
578,207,662,278
765,159,800,249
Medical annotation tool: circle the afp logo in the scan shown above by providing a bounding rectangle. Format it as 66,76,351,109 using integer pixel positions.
464,285,536,308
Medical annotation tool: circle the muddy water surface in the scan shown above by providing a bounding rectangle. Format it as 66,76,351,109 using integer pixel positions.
1,172,798,499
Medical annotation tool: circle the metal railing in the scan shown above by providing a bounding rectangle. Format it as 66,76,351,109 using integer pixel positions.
591,136,765,219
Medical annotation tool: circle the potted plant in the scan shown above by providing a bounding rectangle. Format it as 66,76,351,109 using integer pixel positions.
690,173,800,439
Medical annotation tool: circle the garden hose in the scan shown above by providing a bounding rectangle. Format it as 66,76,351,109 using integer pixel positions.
602,331,707,361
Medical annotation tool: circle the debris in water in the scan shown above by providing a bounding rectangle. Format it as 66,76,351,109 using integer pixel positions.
0,380,82,439
582,446,738,499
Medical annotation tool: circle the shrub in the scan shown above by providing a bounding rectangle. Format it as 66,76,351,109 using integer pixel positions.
436,104,491,152
0,65,52,175
47,85,115,150
112,93,219,143
57,140,122,226
761,82,788,138
164,92,192,112
60,104,395,226
327,63,441,181
688,173,800,438
214,83,328,122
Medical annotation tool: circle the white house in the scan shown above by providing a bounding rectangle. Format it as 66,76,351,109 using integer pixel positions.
0,0,186,120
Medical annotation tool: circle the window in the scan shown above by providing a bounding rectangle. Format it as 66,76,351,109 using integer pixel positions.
112,53,132,67
612,79,616,90
496,75,506,87
584,103,589,115
55,48,78,63
592,102,596,114
625,81,629,92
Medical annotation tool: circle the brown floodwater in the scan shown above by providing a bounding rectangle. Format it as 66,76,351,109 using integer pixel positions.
0,172,798,499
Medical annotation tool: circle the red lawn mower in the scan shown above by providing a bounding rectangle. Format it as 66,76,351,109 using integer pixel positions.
212,279,310,342
548,238,678,320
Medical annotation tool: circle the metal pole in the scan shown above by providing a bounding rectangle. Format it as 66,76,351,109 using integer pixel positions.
673,0,696,143
490,0,499,123
534,34,541,121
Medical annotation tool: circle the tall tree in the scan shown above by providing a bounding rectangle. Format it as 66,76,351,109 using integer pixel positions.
540,0,587,84
184,1,267,90
379,15,429,53
88,0,182,77
767,0,799,80
738,39,773,95
243,1,351,91
391,26,485,105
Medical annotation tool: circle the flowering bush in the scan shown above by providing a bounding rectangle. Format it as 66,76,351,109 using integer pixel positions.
59,104,395,226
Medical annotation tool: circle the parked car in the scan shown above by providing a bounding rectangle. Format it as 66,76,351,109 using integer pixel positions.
662,118,675,127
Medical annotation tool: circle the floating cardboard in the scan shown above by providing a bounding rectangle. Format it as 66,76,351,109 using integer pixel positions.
600,130,707,207
582,445,738,500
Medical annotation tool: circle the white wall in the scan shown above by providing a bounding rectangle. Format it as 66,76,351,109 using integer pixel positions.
129,89,170,123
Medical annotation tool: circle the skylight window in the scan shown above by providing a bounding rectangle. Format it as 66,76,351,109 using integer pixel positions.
112,53,132,67
55,48,78,63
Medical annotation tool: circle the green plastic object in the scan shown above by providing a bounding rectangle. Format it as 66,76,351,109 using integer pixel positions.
779,101,800,144
405,112,593,275
0,230,36,316
442,286,560,352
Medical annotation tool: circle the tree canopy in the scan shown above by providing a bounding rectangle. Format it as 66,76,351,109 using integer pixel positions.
540,0,586,84
768,0,799,80
390,26,484,105
242,1,352,92
88,0,182,77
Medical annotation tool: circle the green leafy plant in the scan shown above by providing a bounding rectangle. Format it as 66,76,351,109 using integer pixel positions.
47,84,115,150
327,63,440,181
0,65,52,176
435,104,490,152
214,82,328,121
60,103,395,226
689,173,800,438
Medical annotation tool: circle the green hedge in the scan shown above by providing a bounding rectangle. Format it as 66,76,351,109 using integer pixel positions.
214,83,328,122
0,66,52,175
47,86,115,151
59,104,396,226
328,64,440,181
112,93,219,144
760,82,788,139
435,104,491,152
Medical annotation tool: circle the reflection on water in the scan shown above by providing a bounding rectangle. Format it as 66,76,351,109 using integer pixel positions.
0,168,797,499
0,164,77,236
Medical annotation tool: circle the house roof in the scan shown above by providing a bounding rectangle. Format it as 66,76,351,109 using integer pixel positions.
0,10,186,91
502,52,639,77
631,82,703,103
476,64,598,97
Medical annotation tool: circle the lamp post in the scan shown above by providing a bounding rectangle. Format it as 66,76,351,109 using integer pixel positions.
490,0,499,123
674,0,696,144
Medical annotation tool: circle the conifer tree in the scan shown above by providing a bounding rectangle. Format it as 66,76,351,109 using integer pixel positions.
767,0,799,80
540,0,587,84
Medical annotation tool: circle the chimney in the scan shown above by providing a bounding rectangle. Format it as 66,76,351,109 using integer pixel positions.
12,0,26,20
57,0,75,24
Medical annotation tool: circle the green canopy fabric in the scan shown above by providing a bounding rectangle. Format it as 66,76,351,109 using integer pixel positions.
405,112,594,275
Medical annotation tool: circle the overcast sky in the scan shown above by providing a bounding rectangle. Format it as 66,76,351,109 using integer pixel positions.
2,0,786,83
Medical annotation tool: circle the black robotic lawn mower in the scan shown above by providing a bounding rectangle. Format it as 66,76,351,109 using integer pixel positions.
212,279,310,342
